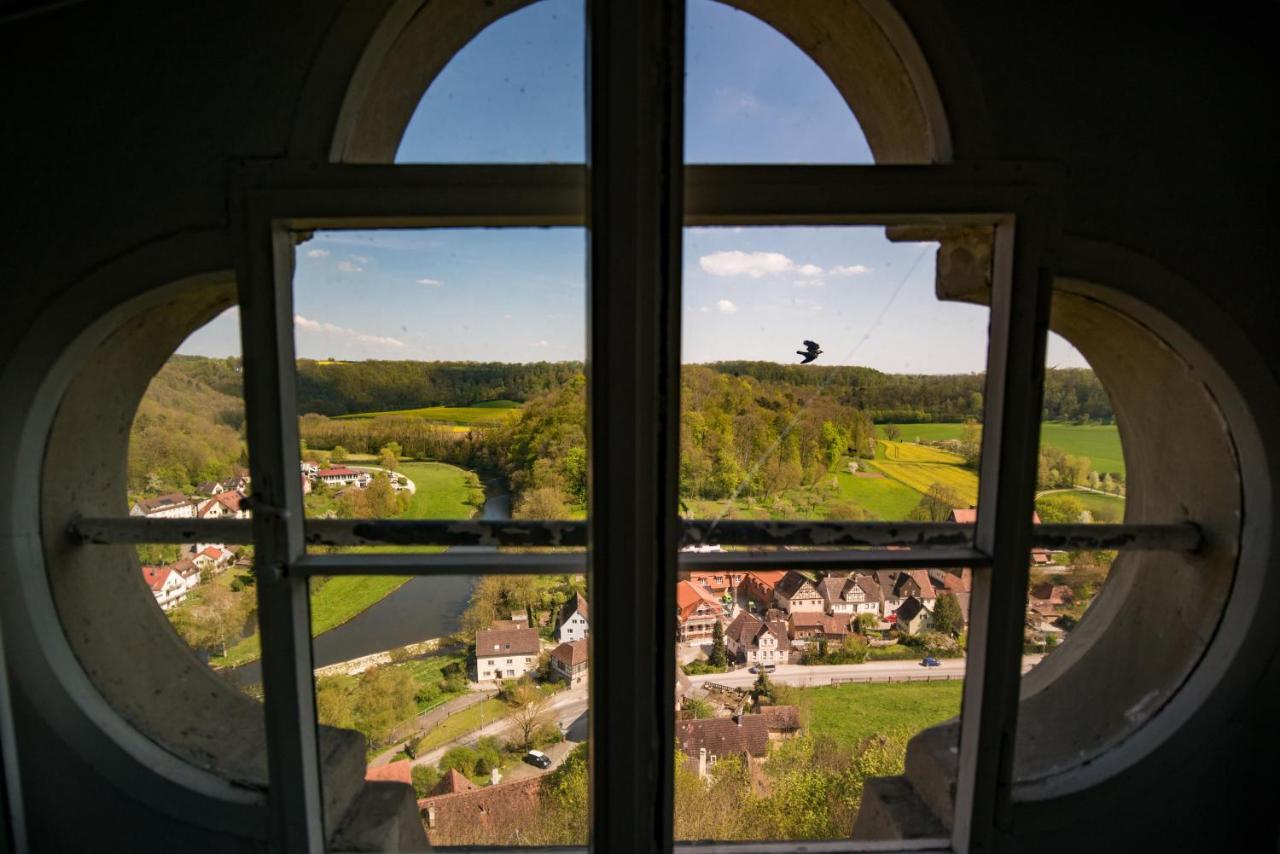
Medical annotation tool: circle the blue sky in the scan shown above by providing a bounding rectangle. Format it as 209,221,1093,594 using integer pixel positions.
178,0,1086,372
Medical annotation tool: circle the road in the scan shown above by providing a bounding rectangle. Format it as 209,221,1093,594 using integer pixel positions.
412,684,589,771
686,655,1044,690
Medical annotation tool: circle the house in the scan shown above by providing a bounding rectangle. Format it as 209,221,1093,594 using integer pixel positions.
550,639,588,687
1029,582,1074,611
675,714,770,778
556,592,589,643
475,626,540,682
141,565,191,611
758,705,802,740
315,467,363,487
129,491,196,519
195,480,229,496
418,777,543,846
874,570,937,618
428,768,478,797
739,570,787,611
893,596,931,635
818,573,884,618
364,759,412,786
724,612,791,666
788,612,850,644
773,570,825,615
196,490,249,519
675,580,723,643
300,461,319,477
683,568,746,597
191,545,232,572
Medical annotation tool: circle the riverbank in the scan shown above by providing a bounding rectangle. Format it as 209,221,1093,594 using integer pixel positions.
212,459,489,670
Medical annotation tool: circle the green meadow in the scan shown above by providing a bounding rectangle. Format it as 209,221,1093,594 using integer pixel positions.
334,400,521,425
877,422,1125,476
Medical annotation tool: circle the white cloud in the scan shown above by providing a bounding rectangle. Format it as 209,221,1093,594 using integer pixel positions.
416,277,443,286
293,315,404,349
700,251,794,278
829,264,871,276
699,305,711,313
796,263,824,277
716,299,738,314
336,259,364,273
792,279,825,289
306,248,330,258
532,340,550,347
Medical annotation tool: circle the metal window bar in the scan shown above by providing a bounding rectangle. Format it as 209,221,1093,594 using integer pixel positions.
68,516,1202,554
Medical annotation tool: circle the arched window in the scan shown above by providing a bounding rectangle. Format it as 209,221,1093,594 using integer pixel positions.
13,2,1244,852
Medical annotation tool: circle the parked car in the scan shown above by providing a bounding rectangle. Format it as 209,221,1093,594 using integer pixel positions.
920,656,941,667
749,663,777,674
523,749,552,769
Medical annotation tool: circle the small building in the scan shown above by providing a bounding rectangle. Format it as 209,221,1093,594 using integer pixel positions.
683,568,746,597
818,572,884,618
894,595,931,635
130,491,196,519
418,777,543,846
874,570,937,618
757,705,802,740
675,580,723,643
196,490,249,520
475,626,541,682
550,639,588,686
429,768,478,797
191,545,232,572
142,565,192,611
675,714,770,778
315,466,363,486
773,570,826,615
788,612,850,644
195,480,230,496
556,592,589,643
724,612,791,666
739,570,787,611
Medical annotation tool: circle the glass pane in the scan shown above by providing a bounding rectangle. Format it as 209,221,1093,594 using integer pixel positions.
128,306,262,695
676,225,987,841
395,0,584,163
291,228,586,556
312,572,589,846
685,0,873,164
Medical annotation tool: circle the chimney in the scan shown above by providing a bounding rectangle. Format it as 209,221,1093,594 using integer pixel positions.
491,767,502,786
426,805,436,829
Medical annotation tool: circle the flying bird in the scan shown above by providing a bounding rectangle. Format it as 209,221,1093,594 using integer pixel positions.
797,340,823,364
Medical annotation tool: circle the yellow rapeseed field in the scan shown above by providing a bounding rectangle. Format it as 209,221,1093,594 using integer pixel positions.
869,440,980,506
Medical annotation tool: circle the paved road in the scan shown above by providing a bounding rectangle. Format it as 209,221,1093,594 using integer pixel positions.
412,685,589,770
686,655,1044,690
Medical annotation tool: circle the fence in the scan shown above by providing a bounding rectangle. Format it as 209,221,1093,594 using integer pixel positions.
386,689,498,746
828,673,961,685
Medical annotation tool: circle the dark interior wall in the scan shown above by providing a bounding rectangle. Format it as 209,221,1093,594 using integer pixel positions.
0,1,1275,850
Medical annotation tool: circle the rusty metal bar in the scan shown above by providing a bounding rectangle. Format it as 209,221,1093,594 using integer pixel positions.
68,515,1201,553
679,548,988,571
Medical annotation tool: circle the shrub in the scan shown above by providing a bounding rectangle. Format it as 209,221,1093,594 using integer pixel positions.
682,660,725,675
438,746,479,776
411,765,440,798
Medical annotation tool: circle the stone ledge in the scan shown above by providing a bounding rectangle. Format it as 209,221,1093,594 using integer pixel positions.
851,775,949,840
330,781,431,852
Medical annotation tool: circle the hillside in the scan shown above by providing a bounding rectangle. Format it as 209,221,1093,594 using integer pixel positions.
127,358,246,497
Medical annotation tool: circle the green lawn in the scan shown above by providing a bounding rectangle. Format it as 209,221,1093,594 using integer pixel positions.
335,400,521,425
794,681,964,745
877,422,1125,476
398,461,485,519
1049,488,1125,522
414,698,509,754
832,464,924,520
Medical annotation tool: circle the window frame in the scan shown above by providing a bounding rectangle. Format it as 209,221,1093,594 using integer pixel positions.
53,3,1199,851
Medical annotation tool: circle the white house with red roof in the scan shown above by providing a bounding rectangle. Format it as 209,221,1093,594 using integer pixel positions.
676,580,724,643
141,565,194,611
196,490,249,520
314,466,367,487
191,545,233,572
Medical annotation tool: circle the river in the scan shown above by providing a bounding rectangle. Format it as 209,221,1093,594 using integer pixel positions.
227,474,511,685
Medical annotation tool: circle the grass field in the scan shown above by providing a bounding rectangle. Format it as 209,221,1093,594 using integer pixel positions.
877,422,1125,476
1043,488,1126,522
413,698,510,754
335,400,522,425
832,465,924,520
866,440,979,506
398,461,486,519
792,681,964,746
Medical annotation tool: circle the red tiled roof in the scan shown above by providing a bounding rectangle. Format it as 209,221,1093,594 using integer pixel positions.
551,639,588,668
430,768,478,796
476,626,540,658
199,546,225,559
316,467,360,477
743,570,787,591
676,580,723,619
365,759,412,785
557,592,589,627
418,777,543,846
676,715,770,760
141,565,174,592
